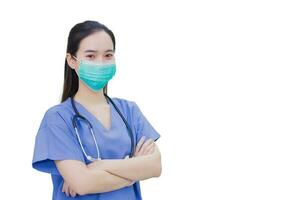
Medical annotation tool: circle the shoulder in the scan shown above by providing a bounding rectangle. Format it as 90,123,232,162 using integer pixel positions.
40,101,68,127
110,96,142,116
111,97,137,109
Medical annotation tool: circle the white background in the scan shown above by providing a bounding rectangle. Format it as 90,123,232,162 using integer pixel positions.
0,0,299,199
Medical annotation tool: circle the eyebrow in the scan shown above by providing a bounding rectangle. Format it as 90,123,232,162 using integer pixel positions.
84,49,114,53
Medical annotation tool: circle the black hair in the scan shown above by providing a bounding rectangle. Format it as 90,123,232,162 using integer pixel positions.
61,20,116,102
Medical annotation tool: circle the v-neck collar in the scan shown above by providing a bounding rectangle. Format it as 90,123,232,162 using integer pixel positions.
68,97,114,132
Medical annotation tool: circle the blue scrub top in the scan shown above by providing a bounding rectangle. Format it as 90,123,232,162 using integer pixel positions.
32,97,161,200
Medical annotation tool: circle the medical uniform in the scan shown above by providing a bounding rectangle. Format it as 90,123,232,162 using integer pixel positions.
32,97,161,200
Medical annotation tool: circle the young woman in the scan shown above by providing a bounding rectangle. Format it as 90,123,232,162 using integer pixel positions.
32,20,162,200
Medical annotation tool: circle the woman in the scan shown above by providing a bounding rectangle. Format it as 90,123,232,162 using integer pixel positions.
32,20,162,200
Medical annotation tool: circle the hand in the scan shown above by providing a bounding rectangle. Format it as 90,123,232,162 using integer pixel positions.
62,181,77,198
123,136,155,187
134,136,155,157
123,136,155,159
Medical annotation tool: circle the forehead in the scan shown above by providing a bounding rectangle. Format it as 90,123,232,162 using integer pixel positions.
78,30,114,53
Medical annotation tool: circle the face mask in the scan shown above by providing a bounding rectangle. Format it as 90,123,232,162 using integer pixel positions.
73,56,116,92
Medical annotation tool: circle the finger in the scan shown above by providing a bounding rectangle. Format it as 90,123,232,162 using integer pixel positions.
143,142,154,154
135,138,146,156
66,186,70,197
127,179,135,186
144,138,154,148
147,142,156,153
144,142,155,155
135,136,146,154
150,146,156,154
62,182,66,193
70,190,77,198
136,136,146,152
138,141,151,156
129,181,135,186
68,188,73,198
139,139,154,155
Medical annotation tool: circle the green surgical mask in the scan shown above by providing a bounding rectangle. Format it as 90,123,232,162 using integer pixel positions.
73,56,116,92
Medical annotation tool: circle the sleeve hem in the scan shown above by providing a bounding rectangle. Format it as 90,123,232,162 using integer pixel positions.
32,156,85,175
154,135,161,142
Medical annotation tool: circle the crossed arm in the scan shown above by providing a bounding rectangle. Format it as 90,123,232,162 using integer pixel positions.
55,137,161,196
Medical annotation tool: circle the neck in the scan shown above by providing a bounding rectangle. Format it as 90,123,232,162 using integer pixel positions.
73,82,108,105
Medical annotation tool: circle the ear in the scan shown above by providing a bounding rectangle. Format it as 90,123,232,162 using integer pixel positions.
66,53,78,70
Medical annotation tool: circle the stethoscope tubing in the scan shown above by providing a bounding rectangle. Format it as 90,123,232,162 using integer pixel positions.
70,94,135,159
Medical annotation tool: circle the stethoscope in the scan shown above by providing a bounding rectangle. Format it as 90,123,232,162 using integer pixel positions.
70,93,135,161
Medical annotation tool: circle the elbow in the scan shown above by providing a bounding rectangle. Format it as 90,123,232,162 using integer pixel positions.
153,158,162,177
153,145,162,178
153,168,161,178
154,163,162,177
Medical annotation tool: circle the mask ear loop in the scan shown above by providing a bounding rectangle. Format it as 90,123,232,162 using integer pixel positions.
71,55,80,76
72,55,78,61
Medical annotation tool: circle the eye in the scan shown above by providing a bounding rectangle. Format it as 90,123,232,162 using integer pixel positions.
86,55,95,59
105,54,114,58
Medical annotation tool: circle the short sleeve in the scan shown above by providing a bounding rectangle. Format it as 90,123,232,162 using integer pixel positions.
131,102,161,143
32,111,85,175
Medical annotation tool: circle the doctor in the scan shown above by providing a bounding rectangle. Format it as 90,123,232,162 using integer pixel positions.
32,20,162,200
